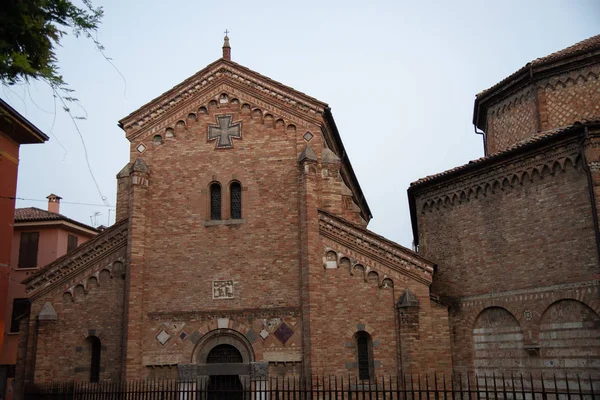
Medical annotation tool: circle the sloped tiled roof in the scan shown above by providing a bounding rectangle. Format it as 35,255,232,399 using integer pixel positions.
478,34,600,98
15,207,98,232
118,58,328,129
410,120,600,188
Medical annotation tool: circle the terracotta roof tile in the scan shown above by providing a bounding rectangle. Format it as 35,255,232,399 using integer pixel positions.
15,207,98,232
410,120,600,188
530,34,600,67
478,34,600,98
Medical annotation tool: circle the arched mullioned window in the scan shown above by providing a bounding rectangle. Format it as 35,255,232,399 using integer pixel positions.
356,331,373,381
230,182,242,219
86,336,101,383
210,183,222,220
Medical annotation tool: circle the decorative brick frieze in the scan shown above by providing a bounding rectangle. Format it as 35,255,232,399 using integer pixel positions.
147,307,301,322
458,280,600,307
319,211,434,284
120,64,326,135
24,220,128,300
126,83,316,144
414,137,582,211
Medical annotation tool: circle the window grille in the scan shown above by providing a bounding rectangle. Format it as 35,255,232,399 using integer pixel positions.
230,182,242,219
210,184,221,220
206,344,243,364
357,333,371,380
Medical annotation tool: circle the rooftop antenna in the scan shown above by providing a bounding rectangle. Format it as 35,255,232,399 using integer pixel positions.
90,211,101,227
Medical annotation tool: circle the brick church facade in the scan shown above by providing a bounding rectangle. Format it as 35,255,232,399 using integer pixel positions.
15,35,599,390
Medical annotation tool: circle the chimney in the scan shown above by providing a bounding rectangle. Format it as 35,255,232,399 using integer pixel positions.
222,32,231,61
47,193,62,214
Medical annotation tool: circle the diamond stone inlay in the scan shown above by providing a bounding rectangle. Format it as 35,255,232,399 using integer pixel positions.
259,329,269,339
156,330,171,345
179,331,188,341
303,132,314,142
136,143,147,153
208,115,242,149
274,322,294,344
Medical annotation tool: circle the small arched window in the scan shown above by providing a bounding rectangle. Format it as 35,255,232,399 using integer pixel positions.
210,183,222,220
356,331,373,381
86,335,101,383
230,182,242,219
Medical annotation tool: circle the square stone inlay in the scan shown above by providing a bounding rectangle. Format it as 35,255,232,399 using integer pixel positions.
274,322,294,344
136,143,147,153
217,318,229,329
156,330,171,345
303,132,314,142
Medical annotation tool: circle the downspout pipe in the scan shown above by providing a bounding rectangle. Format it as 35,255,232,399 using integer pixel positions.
473,96,487,157
579,126,600,264
474,126,487,157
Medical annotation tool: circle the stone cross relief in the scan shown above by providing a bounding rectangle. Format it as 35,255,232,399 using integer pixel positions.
208,115,242,149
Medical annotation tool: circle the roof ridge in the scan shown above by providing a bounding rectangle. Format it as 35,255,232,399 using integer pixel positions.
410,120,600,188
118,58,328,131
15,207,99,232
317,209,433,267
476,34,600,99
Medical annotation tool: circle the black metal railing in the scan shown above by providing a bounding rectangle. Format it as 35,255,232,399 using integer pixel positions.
23,373,599,400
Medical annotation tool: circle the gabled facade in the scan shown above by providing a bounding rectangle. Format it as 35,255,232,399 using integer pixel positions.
18,37,452,390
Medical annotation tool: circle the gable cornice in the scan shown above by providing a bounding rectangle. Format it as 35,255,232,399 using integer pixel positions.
24,220,128,300
318,210,434,285
124,79,324,143
119,60,328,135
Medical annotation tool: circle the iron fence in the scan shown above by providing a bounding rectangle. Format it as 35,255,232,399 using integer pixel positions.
23,374,599,400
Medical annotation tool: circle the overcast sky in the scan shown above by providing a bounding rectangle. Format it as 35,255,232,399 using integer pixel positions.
3,0,599,248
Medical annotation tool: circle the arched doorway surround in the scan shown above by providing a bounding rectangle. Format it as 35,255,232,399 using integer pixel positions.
193,329,255,365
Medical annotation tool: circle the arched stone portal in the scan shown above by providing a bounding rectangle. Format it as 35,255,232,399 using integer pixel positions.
178,329,267,384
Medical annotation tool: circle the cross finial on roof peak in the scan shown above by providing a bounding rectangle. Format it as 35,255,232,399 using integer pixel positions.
222,30,231,61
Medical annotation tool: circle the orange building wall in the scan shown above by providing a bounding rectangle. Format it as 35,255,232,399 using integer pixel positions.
0,133,21,364
2,226,95,365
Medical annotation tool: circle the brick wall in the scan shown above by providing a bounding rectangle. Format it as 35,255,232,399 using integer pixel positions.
541,65,600,131
485,87,539,155
483,64,600,155
312,216,452,377
411,134,600,379
415,143,597,299
23,252,127,384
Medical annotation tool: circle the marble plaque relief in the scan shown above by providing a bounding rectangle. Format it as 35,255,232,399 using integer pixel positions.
213,280,234,299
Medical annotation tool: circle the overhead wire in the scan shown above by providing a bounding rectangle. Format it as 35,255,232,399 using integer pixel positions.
0,195,114,208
